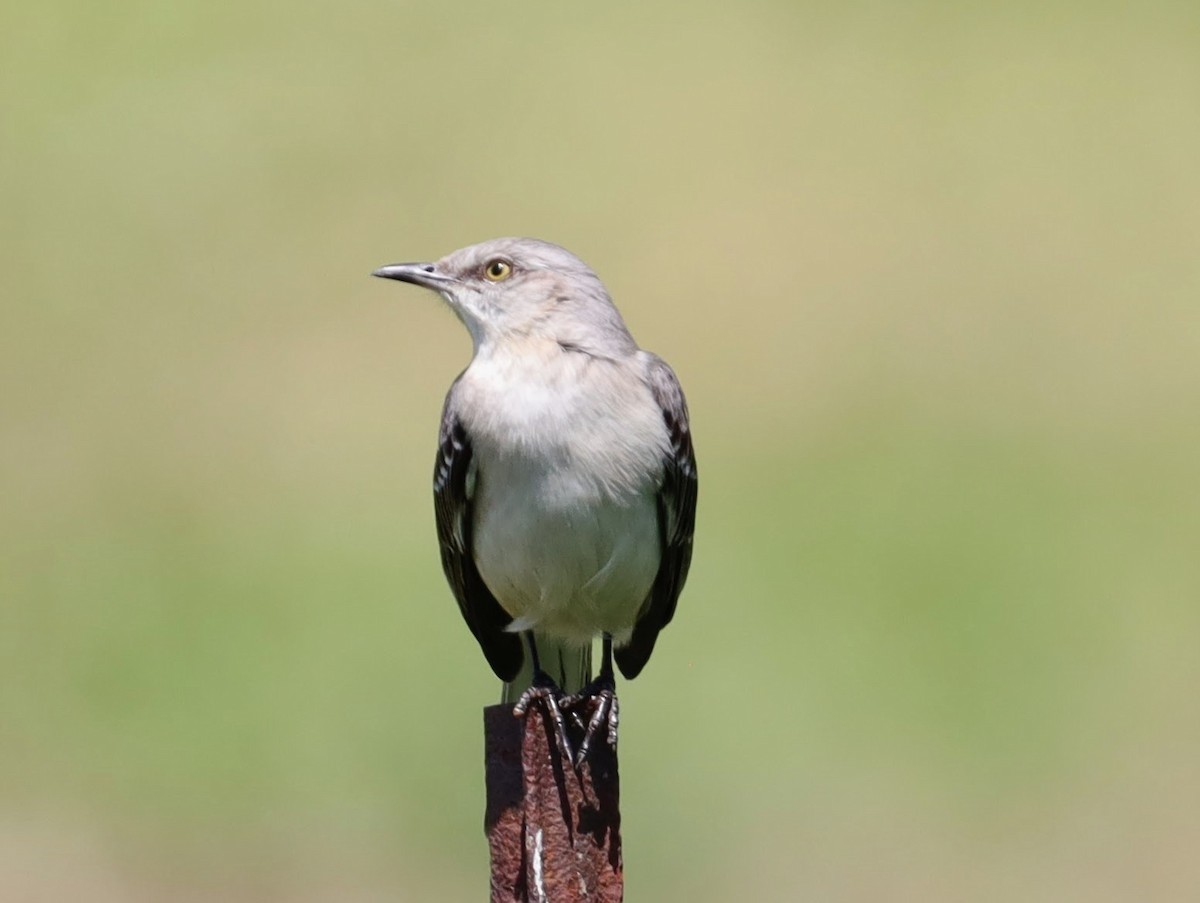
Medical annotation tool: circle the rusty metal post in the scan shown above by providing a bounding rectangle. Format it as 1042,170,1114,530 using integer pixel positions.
484,696,623,902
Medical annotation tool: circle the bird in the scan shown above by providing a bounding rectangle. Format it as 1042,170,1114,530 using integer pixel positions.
373,237,696,760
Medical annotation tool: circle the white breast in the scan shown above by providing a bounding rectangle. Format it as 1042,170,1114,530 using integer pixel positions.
457,343,667,645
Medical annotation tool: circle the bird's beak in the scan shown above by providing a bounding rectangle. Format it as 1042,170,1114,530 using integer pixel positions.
371,262,455,290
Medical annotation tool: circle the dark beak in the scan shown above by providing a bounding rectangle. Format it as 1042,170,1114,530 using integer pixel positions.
371,262,454,289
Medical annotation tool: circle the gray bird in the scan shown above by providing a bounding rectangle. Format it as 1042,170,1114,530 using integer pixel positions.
373,238,696,755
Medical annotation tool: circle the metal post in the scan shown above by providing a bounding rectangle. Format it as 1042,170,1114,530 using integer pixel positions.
484,696,623,902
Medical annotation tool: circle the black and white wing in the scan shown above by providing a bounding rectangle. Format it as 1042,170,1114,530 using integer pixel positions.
614,355,698,679
433,387,523,681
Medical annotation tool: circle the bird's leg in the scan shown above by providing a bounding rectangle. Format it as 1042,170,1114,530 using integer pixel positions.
563,634,619,767
512,632,575,762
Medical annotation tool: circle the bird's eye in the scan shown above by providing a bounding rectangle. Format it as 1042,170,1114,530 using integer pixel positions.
484,259,513,282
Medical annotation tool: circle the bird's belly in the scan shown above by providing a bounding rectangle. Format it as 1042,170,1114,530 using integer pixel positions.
473,482,660,645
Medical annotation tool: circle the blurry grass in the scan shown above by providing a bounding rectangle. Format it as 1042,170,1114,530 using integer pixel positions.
3,0,1200,899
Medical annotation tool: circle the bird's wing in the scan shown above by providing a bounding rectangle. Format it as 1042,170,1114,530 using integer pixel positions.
433,387,523,681
614,354,698,679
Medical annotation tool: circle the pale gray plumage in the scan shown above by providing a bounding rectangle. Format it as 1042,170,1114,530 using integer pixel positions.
373,237,696,697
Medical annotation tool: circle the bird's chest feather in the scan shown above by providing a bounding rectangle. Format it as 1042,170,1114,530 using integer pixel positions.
455,347,666,629
458,347,666,506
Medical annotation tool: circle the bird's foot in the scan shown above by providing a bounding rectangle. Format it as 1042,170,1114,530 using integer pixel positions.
512,671,575,763
562,673,618,768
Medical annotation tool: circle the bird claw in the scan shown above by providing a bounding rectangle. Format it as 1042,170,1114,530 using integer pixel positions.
562,675,618,768
513,673,576,763
513,672,620,771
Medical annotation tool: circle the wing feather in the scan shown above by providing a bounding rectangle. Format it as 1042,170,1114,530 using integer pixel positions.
433,387,523,681
614,355,698,679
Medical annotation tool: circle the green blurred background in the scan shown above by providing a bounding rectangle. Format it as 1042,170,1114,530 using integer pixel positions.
3,2,1199,899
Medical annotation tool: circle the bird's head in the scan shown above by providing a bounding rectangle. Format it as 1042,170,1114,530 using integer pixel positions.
373,237,636,358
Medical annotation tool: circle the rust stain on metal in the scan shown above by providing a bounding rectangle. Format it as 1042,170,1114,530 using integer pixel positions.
485,696,623,902
485,705,527,900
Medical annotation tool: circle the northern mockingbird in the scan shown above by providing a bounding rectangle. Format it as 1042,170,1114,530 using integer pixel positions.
373,237,697,758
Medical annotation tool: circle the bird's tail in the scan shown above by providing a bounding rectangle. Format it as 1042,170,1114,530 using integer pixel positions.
500,631,592,704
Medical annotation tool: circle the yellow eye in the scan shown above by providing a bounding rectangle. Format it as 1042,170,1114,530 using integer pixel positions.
484,259,513,282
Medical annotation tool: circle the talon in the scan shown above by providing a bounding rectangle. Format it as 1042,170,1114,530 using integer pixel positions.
513,672,575,762
563,675,619,767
